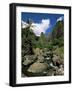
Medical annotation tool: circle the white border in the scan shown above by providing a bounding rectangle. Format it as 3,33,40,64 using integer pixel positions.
16,6,69,84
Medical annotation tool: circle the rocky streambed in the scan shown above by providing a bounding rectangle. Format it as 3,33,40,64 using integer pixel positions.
22,48,64,77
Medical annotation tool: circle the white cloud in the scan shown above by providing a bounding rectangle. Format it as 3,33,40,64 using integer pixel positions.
22,19,50,36
31,19,50,36
21,20,29,28
57,16,64,22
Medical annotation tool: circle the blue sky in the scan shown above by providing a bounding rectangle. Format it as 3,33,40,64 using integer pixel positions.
22,12,64,36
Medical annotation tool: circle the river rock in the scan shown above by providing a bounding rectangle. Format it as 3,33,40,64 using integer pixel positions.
23,55,37,66
52,54,64,66
55,66,64,75
47,70,55,76
33,48,43,56
37,55,44,63
27,62,48,73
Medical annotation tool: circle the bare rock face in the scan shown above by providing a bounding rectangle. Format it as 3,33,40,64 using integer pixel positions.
27,62,48,73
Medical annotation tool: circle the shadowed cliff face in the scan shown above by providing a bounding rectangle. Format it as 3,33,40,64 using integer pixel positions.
52,21,64,39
